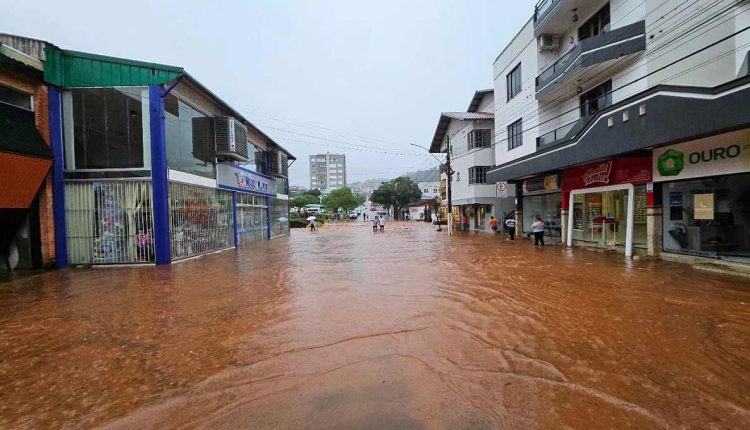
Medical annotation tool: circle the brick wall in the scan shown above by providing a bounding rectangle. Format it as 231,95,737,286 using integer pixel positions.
0,66,56,266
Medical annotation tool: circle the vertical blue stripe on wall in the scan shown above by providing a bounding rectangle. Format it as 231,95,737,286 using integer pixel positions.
148,85,171,265
266,197,272,240
48,86,68,268
232,192,239,247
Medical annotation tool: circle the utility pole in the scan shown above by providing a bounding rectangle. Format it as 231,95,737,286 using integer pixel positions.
445,137,454,236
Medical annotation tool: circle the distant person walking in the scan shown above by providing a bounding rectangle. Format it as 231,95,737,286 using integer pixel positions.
531,217,545,246
309,219,316,232
372,216,379,232
489,216,499,234
461,214,469,235
379,215,385,231
505,217,516,240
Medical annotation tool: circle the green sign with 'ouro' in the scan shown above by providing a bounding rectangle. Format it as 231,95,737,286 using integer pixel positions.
653,130,750,182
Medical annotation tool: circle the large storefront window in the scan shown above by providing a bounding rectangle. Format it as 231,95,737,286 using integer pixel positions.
63,87,150,170
523,193,562,237
169,182,233,260
164,94,214,178
65,181,154,264
662,174,750,258
571,186,647,246
237,193,267,244
270,198,289,237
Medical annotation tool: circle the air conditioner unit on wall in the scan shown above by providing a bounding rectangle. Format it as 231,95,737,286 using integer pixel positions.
538,34,560,52
191,116,249,163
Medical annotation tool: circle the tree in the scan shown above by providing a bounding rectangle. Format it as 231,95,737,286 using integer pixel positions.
370,177,422,220
308,188,322,198
291,194,320,215
321,187,359,216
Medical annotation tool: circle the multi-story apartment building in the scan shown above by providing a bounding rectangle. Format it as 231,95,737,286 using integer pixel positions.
309,153,346,194
430,90,508,232
488,0,750,262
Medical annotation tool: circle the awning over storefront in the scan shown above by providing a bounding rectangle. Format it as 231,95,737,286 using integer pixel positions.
0,101,53,208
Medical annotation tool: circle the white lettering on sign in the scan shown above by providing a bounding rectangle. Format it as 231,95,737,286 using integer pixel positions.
234,172,269,193
582,161,612,186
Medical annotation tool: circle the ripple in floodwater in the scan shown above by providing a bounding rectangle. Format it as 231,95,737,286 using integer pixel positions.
1,222,750,429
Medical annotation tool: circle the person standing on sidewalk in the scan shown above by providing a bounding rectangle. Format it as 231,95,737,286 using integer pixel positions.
505,217,516,240
531,217,545,246
379,215,385,231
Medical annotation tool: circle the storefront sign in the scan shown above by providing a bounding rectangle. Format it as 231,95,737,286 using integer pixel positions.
522,175,560,194
217,163,276,196
652,128,750,182
694,193,714,220
563,156,652,190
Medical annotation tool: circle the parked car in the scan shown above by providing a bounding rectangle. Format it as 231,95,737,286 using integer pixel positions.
348,212,358,220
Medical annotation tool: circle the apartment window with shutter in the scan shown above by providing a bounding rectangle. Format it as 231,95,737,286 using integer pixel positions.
467,129,492,150
580,80,612,117
507,118,523,150
506,63,522,101
468,166,490,184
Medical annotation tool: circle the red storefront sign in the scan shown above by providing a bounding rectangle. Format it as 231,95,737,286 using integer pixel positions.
563,156,652,190
562,156,653,207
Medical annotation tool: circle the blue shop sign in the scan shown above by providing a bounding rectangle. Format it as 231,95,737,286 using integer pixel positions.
217,163,276,197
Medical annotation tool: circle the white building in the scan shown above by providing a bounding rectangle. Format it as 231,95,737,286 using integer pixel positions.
417,181,440,199
430,90,506,232
309,153,346,194
488,0,750,261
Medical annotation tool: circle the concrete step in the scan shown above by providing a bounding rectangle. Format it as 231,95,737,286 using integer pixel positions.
692,262,750,280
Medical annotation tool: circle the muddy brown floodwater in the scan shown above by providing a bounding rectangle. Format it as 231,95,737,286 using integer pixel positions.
1,222,750,429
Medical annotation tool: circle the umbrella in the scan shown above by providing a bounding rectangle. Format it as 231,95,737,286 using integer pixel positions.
306,216,317,221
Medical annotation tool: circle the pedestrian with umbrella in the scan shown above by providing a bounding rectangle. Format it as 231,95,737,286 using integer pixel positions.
306,215,317,231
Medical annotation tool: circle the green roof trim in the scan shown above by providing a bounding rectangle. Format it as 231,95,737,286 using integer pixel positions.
44,46,184,88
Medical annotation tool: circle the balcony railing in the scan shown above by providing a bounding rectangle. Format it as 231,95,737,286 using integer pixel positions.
536,46,579,88
535,20,646,96
534,0,562,24
536,120,578,149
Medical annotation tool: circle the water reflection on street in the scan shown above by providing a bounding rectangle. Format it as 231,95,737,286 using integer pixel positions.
1,222,749,429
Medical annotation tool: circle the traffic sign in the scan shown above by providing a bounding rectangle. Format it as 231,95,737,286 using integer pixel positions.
496,181,508,198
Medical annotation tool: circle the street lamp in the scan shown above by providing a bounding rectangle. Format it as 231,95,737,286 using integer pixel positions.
409,142,454,235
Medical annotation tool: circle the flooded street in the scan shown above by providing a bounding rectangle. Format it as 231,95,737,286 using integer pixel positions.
2,222,750,429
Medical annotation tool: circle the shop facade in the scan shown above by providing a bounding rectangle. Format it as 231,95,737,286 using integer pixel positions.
562,156,652,257
518,174,561,238
653,128,750,262
451,200,494,232
46,47,293,267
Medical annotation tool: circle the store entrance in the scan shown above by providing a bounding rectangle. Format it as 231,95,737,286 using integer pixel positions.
572,189,629,247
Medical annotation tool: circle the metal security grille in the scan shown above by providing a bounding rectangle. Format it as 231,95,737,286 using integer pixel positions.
169,182,233,260
236,193,267,245
65,181,155,265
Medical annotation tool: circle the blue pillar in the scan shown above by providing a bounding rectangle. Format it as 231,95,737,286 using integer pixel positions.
232,192,239,247
48,86,68,268
266,196,272,240
149,85,171,265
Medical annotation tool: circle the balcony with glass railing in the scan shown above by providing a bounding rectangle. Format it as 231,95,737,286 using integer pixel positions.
535,20,646,98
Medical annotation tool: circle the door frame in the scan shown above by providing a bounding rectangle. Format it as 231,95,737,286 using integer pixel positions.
567,184,635,257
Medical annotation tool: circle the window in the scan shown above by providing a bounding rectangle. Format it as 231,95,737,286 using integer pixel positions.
164,93,215,178
468,129,492,150
507,118,523,150
580,80,612,117
468,166,490,184
0,84,32,110
424,188,429,193
433,188,438,193
64,87,148,170
578,3,611,42
506,63,522,101
456,172,460,182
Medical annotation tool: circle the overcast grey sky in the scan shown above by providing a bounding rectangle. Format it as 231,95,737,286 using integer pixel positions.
2,0,535,186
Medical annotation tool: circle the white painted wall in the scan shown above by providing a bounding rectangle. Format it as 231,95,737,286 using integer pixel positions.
494,0,750,164
493,19,539,167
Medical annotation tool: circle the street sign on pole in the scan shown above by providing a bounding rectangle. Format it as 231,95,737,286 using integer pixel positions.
496,181,508,198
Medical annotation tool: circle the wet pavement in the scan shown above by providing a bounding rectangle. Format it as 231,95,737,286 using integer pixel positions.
2,222,750,429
